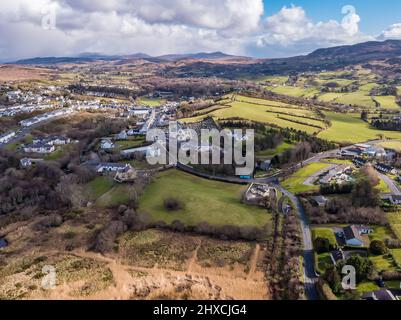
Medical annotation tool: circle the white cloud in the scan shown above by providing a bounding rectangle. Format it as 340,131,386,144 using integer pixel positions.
0,0,264,61
379,23,401,40
256,5,371,54
0,1,400,61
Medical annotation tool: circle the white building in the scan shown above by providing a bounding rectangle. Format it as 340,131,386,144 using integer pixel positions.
24,143,56,154
0,131,16,144
100,139,115,150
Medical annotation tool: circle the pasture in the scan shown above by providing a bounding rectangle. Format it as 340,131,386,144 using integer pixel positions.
138,170,271,228
318,112,401,143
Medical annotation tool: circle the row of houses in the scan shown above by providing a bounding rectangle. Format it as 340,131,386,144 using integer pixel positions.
23,135,74,154
0,131,16,144
20,108,74,127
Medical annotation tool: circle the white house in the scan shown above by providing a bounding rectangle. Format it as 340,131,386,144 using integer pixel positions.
96,163,131,173
33,136,71,146
20,158,32,168
24,143,56,154
116,130,128,140
100,139,115,150
390,195,401,205
0,131,16,144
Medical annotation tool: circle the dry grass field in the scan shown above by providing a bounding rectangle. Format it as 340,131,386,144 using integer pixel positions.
0,65,53,82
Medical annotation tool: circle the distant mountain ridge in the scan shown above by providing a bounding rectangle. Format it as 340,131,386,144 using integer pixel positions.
13,51,249,65
10,40,401,79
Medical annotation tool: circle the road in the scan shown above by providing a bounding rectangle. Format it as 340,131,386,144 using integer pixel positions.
277,185,319,300
379,172,401,195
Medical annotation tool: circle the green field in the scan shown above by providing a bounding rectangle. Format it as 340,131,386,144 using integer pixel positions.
318,112,401,143
312,227,337,246
96,184,132,207
374,96,400,110
388,213,401,240
138,170,271,228
281,162,332,193
378,178,391,194
378,141,401,152
267,85,320,98
256,142,294,158
392,249,401,268
115,137,146,150
370,255,397,273
334,92,376,109
182,95,325,135
87,176,115,200
137,97,165,107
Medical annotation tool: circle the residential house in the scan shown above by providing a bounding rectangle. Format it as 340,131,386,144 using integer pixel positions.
362,289,398,301
353,157,367,167
100,139,115,150
313,196,328,207
24,142,55,154
390,195,401,205
20,158,32,168
0,131,16,144
260,160,271,171
338,225,365,247
116,130,128,140
374,162,397,175
96,163,131,174
33,136,71,146
114,165,137,182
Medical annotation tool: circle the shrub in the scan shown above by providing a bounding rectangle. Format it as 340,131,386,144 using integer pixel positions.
314,237,331,254
370,240,388,255
163,198,183,211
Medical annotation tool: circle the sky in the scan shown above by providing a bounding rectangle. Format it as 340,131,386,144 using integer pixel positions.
1,0,401,62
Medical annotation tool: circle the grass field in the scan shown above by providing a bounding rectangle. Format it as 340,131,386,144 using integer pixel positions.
312,227,337,246
138,170,271,228
87,176,115,200
266,85,320,98
388,213,401,240
137,97,165,107
356,282,380,294
378,178,391,194
392,249,401,268
318,112,401,143
182,95,325,135
334,92,376,109
115,137,146,150
374,96,400,110
370,255,397,273
316,252,333,274
378,141,401,152
281,162,332,193
96,184,132,207
256,142,294,158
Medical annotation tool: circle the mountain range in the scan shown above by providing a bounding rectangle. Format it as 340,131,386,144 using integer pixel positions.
13,51,245,65
10,40,401,78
